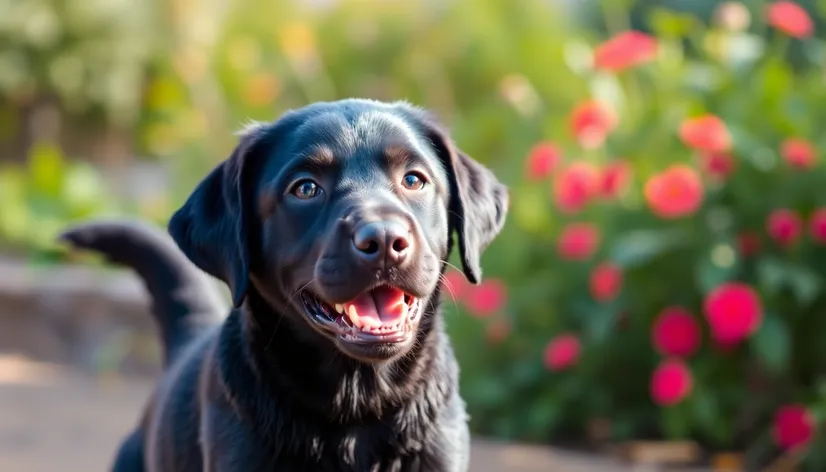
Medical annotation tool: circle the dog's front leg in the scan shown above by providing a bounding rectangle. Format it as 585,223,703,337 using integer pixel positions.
201,402,276,472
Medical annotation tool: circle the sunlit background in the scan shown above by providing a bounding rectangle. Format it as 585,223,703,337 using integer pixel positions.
3,0,826,470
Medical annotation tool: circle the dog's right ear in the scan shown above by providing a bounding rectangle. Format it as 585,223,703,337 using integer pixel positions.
168,124,269,308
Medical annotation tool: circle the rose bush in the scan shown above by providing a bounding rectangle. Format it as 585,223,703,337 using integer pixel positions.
445,1,826,469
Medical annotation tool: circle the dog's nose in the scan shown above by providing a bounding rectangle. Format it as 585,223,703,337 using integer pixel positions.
352,220,411,266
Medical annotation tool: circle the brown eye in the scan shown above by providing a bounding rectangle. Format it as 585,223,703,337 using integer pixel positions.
291,180,321,199
401,172,426,190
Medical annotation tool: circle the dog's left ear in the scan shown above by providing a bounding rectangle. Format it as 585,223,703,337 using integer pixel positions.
167,123,270,308
418,117,509,284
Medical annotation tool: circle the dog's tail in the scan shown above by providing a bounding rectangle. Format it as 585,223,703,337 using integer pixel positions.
59,219,226,367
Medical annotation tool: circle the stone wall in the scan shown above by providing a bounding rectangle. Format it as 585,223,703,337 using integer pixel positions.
0,257,176,376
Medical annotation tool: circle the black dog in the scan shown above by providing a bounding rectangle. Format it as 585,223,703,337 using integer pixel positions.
62,99,508,472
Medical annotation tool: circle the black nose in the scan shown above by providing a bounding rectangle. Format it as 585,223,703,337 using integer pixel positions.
352,220,411,266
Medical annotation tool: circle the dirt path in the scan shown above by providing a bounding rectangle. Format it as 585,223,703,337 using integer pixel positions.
0,354,631,472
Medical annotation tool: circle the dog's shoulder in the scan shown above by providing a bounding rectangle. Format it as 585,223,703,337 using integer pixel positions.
144,321,224,471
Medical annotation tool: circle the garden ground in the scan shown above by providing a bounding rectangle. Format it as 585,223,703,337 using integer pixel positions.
0,354,634,472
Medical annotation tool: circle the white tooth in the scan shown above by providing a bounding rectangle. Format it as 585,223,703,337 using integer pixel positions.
348,305,361,328
335,304,344,314
401,303,409,321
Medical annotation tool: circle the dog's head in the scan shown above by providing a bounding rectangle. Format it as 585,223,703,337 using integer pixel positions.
168,99,508,362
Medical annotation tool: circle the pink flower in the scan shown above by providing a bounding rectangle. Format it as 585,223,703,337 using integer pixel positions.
781,138,817,169
569,100,618,150
773,404,816,451
704,282,763,345
699,152,736,181
544,333,582,371
464,279,507,318
525,142,562,181
679,115,732,153
441,270,470,301
650,359,693,406
593,31,658,72
599,160,632,199
553,162,601,214
809,208,826,244
767,1,814,39
652,307,702,358
589,263,623,302
737,231,762,257
557,223,600,261
766,209,802,247
644,165,704,219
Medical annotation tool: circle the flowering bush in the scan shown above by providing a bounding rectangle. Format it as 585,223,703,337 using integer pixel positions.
446,1,826,469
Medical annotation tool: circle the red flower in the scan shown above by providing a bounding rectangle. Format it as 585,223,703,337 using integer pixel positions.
441,270,470,301
599,160,632,199
679,115,732,153
773,404,816,451
589,262,623,302
781,138,817,169
737,231,762,257
650,359,693,406
652,307,702,358
525,142,562,181
569,100,618,149
557,223,600,261
810,208,826,244
766,209,802,247
553,162,601,213
704,282,763,345
486,319,510,345
593,31,658,72
644,165,704,219
544,333,582,371
464,279,507,318
767,1,814,39
699,152,736,180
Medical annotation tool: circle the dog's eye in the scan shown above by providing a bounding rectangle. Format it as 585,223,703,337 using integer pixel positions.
291,180,322,199
401,172,427,191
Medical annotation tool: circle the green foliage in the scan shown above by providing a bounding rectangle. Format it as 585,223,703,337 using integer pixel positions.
0,142,125,257
0,0,156,124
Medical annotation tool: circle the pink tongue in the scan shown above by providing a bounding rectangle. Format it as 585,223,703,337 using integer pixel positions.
344,286,407,328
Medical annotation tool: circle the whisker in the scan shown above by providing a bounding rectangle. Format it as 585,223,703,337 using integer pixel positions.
439,259,463,274
291,280,315,300
436,265,462,318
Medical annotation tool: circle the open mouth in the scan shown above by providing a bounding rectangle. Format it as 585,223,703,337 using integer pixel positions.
300,285,422,344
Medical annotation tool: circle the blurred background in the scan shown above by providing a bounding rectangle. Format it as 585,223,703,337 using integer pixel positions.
3,0,826,470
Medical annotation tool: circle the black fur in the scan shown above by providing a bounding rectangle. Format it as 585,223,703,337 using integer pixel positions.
61,99,508,472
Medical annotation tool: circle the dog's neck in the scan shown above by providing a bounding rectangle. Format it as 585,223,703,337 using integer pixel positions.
227,287,457,424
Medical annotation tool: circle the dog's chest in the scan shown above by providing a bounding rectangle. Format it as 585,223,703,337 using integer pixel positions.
268,407,465,472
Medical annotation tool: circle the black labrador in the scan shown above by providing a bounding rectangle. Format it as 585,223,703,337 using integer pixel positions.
61,99,508,472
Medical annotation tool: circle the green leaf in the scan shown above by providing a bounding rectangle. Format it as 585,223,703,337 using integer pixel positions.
610,229,689,268
757,257,822,306
690,390,728,446
585,304,618,343
508,360,546,388
467,375,509,408
27,143,65,198
750,313,791,375
787,265,822,307
647,7,697,39
694,247,738,294
660,404,690,440
756,257,788,296
512,185,553,235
